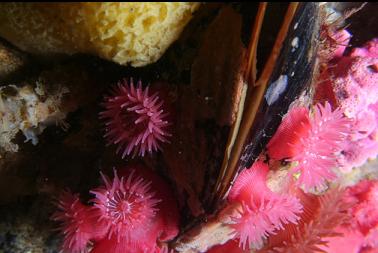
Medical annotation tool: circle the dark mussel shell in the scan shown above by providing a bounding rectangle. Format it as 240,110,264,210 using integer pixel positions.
213,2,321,205
239,3,319,168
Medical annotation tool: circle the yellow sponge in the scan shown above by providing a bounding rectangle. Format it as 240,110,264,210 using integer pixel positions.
0,3,200,66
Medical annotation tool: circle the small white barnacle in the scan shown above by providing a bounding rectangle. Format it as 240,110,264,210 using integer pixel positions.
291,37,299,52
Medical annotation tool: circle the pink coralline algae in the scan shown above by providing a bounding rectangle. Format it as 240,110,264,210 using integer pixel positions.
333,48,378,118
53,166,179,253
267,102,351,191
350,38,378,58
316,36,378,171
100,78,171,158
227,161,303,250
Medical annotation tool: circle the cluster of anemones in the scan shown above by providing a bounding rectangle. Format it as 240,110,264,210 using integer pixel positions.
205,101,356,252
52,27,378,253
206,102,355,252
265,33,378,193
53,166,179,253
206,33,378,252
53,78,177,253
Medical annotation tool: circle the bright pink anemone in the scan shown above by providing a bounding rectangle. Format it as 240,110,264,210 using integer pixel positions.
53,166,180,253
291,102,351,190
267,102,351,191
100,78,171,158
316,180,378,253
267,107,311,160
318,227,368,253
228,161,303,250
344,179,378,247
263,188,351,252
52,191,107,253
90,169,161,242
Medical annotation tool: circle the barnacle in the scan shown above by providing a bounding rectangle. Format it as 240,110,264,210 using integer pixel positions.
100,78,171,158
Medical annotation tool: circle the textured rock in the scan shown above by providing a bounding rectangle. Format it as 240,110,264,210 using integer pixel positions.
0,40,27,82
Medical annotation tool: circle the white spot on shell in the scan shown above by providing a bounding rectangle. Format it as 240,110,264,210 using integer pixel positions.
294,22,299,30
291,37,299,52
265,75,288,105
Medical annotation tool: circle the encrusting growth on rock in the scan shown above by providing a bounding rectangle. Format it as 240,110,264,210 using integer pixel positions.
0,82,68,154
